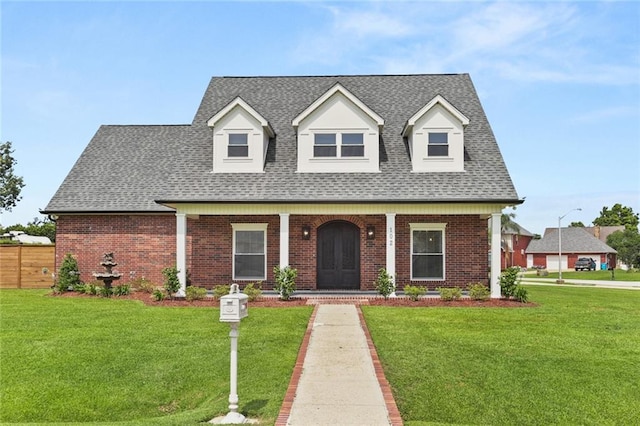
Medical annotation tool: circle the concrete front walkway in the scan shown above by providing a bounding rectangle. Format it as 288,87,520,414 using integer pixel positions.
278,304,401,425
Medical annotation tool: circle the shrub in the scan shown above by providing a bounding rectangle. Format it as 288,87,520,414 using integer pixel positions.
403,285,426,301
467,282,490,301
162,266,181,299
128,277,156,294
374,268,395,299
514,286,529,303
85,283,99,296
151,288,165,301
500,266,521,298
273,266,298,301
57,253,81,292
186,286,207,301
437,287,462,301
243,282,262,302
98,286,112,298
213,284,231,299
113,284,131,296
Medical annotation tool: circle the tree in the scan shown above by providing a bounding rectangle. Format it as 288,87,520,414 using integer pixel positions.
593,204,639,231
569,221,585,227
607,229,640,269
0,141,25,213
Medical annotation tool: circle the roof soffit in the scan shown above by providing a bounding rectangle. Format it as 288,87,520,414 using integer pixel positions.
402,94,470,136
207,96,275,137
292,83,384,128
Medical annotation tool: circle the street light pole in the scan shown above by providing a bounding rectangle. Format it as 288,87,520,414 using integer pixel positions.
558,208,581,283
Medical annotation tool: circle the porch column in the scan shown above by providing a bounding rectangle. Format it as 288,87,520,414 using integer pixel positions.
490,212,501,299
279,213,290,268
386,213,396,296
176,213,187,297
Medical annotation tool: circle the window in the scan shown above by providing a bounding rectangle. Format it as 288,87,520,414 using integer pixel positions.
314,133,337,157
228,133,248,157
410,224,446,280
341,133,364,157
314,133,364,158
232,224,267,280
428,132,448,157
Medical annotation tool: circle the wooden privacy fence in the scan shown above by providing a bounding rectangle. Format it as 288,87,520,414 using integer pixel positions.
0,245,55,289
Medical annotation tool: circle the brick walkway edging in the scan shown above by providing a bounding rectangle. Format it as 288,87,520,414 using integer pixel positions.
274,303,404,425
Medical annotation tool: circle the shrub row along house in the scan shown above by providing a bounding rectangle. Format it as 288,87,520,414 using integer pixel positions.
43,74,522,297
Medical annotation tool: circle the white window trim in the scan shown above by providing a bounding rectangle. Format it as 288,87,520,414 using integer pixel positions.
224,129,252,160
409,223,447,281
231,223,268,281
424,129,452,159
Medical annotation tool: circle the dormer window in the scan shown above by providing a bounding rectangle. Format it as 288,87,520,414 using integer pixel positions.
228,133,249,157
293,83,383,173
428,132,448,157
402,95,469,172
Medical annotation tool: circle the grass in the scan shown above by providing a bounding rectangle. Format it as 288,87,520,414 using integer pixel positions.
0,290,313,425
362,285,640,425
527,269,640,281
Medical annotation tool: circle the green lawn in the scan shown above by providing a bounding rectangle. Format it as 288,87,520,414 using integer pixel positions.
529,269,640,281
0,290,313,425
363,286,640,425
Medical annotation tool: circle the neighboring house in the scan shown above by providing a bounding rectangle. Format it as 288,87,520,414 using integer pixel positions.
1,231,52,245
43,74,521,297
525,227,617,271
501,222,534,269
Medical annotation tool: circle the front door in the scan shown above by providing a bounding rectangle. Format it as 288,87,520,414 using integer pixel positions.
317,221,360,290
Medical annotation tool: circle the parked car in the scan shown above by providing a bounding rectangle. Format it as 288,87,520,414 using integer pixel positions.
574,258,596,271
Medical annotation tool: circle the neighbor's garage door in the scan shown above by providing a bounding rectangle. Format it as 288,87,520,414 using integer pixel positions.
546,255,567,271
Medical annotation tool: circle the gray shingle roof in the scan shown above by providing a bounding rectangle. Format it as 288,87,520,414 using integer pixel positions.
44,74,520,213
526,227,617,254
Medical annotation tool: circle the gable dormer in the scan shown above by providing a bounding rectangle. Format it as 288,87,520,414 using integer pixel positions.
402,95,469,172
292,83,384,173
207,97,275,173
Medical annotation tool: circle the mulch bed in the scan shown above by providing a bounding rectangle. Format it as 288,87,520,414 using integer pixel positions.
54,291,533,308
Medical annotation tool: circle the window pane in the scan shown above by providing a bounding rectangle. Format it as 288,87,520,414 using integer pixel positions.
236,231,264,254
341,145,364,157
428,145,448,156
412,255,444,279
228,145,249,157
425,231,442,253
314,134,336,145
235,254,265,279
428,133,448,144
314,145,337,157
342,133,363,145
413,230,429,253
229,133,248,145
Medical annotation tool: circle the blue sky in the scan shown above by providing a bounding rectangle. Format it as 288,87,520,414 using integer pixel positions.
1,1,638,235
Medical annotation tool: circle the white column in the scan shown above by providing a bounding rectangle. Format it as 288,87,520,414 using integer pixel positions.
176,213,187,297
386,213,396,296
490,212,501,299
279,213,290,268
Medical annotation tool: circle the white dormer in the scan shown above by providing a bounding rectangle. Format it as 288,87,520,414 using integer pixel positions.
402,95,469,173
292,83,384,173
207,97,275,173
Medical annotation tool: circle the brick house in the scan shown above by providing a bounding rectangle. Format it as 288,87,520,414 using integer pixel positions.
43,74,521,297
501,222,535,270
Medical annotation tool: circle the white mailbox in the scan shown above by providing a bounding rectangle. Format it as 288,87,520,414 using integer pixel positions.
219,284,248,323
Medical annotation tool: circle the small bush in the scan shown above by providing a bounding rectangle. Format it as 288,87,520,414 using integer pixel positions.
213,284,231,299
113,284,131,296
514,286,529,303
273,266,298,301
500,267,521,298
57,253,82,292
128,277,156,294
374,268,395,299
162,266,181,299
151,288,166,301
98,286,113,298
243,282,263,301
467,283,490,301
437,287,462,301
403,285,426,301
186,286,207,301
85,283,99,296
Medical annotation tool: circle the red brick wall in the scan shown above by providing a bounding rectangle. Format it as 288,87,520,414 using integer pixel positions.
56,213,488,291
55,215,176,285
395,215,489,289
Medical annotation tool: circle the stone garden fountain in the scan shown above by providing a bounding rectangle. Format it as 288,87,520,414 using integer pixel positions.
93,252,122,289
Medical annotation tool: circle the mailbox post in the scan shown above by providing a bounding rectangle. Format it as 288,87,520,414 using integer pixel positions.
215,284,249,424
